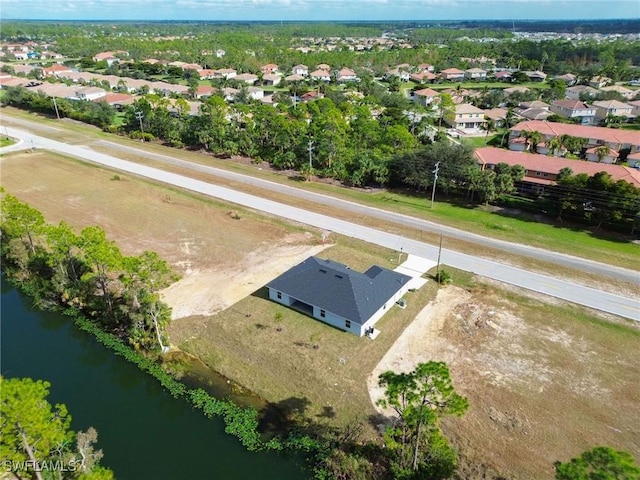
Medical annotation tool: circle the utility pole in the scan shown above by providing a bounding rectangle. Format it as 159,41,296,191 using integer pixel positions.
52,96,60,120
135,110,145,142
398,247,403,264
430,161,440,209
307,140,314,170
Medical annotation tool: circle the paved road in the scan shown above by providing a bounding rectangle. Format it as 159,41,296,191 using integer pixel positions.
1,126,639,321
95,139,640,284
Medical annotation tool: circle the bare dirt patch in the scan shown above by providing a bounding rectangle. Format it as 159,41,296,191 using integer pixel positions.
368,282,640,479
162,239,330,319
0,151,324,316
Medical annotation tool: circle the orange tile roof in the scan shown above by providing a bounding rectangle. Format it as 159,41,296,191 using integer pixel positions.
511,120,640,147
475,147,640,187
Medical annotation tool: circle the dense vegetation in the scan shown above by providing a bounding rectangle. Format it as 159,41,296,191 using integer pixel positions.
0,191,178,351
1,377,114,480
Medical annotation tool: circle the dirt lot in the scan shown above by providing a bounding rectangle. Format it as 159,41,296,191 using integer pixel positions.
2,150,639,479
370,282,640,479
0,151,325,316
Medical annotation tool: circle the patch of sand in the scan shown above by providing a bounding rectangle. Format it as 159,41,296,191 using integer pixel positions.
161,241,331,319
368,286,471,415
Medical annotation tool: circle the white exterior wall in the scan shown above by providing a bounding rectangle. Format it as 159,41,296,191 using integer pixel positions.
360,283,411,335
268,284,410,337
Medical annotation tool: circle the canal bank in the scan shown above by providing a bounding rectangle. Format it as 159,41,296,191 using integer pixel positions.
0,277,308,479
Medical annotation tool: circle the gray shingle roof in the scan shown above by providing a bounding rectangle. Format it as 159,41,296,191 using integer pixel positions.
266,257,411,325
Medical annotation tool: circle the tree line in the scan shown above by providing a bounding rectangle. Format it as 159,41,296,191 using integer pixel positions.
544,169,640,232
0,191,179,352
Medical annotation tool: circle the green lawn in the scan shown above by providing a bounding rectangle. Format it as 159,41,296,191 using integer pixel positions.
0,137,15,148
461,134,498,148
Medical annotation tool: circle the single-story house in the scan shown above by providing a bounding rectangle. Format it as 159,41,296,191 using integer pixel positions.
336,68,358,83
266,257,412,337
629,100,640,117
261,63,279,75
589,76,612,89
69,86,107,101
410,72,437,83
483,107,509,127
626,151,640,168
503,86,530,96
523,70,547,82
309,69,331,82
509,120,640,155
262,74,282,86
554,73,577,85
235,73,258,85
494,71,513,82
93,93,136,109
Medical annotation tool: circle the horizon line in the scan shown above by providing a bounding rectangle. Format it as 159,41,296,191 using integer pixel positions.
2,17,639,22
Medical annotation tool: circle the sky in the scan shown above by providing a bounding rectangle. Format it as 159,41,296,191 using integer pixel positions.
0,0,638,22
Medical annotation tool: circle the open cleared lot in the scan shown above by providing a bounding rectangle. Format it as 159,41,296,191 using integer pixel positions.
393,281,640,479
2,150,638,479
0,151,324,317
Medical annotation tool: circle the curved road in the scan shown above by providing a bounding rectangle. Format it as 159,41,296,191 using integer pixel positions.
1,126,639,321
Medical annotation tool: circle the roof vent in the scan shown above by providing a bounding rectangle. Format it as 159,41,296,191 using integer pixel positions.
319,269,327,273
335,274,343,279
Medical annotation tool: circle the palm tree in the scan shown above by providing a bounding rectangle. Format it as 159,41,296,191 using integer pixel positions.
523,130,543,153
483,118,495,146
546,136,562,156
594,145,611,163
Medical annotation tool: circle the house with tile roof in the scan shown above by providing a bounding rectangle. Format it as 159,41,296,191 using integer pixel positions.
475,147,640,189
465,67,487,80
600,85,636,100
410,72,437,84
261,64,279,75
235,73,258,85
412,87,439,107
336,68,357,83
439,68,465,81
592,100,635,121
565,85,599,100
549,100,597,125
292,64,308,76
508,120,640,156
445,104,486,132
309,69,331,82
266,257,411,336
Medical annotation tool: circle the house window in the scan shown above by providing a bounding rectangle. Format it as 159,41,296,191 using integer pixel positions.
320,309,326,318
345,320,351,329
276,291,282,299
